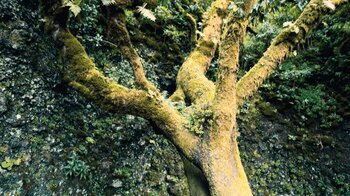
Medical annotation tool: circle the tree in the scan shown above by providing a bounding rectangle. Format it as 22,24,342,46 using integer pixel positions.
39,0,347,195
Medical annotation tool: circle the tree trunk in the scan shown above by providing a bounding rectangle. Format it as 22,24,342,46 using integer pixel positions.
200,131,252,195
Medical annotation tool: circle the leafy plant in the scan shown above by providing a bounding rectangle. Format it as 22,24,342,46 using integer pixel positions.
63,0,82,17
163,25,186,43
1,157,21,171
64,152,91,179
293,85,342,128
185,105,213,135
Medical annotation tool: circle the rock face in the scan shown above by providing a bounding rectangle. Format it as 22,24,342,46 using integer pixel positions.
0,92,7,114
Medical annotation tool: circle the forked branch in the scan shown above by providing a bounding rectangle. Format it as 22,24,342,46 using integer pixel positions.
196,1,256,195
170,0,231,104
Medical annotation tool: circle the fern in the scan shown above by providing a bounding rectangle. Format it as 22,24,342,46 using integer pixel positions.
137,4,156,22
101,0,115,6
323,0,335,10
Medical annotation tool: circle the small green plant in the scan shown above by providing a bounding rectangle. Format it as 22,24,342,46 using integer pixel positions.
64,152,91,179
185,104,213,135
288,134,297,141
1,157,21,171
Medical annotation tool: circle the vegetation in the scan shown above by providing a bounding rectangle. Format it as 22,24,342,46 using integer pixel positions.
0,0,349,195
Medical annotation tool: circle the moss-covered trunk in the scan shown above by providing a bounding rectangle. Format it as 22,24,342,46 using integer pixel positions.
183,126,251,196
201,139,252,195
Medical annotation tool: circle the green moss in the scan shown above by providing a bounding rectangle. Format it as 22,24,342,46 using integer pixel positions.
197,40,216,57
257,101,278,118
0,145,8,154
69,81,90,95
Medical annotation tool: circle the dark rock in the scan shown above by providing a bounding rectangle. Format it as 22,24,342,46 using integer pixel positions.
0,92,7,114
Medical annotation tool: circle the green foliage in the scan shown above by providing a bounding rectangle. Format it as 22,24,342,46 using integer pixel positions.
241,22,280,70
185,105,213,135
251,0,304,24
154,6,173,21
163,25,186,43
0,0,22,20
64,152,91,179
69,0,103,42
293,85,342,128
0,0,38,22
334,174,350,193
241,1,349,130
196,0,213,10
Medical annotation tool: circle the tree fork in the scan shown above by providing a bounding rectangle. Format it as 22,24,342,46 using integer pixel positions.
170,0,231,104
38,0,349,195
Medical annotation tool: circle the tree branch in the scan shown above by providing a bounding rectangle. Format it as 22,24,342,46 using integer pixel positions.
170,0,231,105
40,0,200,162
236,0,348,107
60,28,199,161
107,7,159,92
213,0,256,121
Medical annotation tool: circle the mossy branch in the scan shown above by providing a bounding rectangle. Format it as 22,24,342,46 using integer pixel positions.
60,28,199,161
213,0,256,121
170,0,231,105
236,0,348,107
107,6,159,93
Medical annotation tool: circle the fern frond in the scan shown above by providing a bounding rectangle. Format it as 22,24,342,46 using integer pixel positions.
323,0,335,10
101,0,116,6
137,4,156,22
